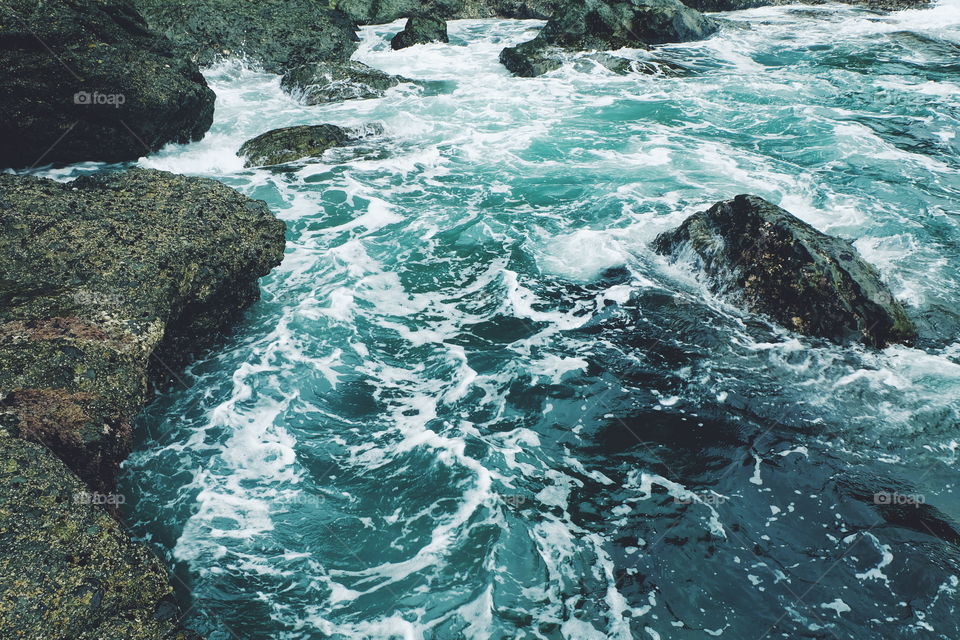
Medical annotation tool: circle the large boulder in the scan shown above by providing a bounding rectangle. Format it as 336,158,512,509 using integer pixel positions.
391,16,450,50
500,0,718,77
238,123,384,167
0,0,215,169
0,168,286,637
653,195,916,347
281,61,408,105
131,0,359,73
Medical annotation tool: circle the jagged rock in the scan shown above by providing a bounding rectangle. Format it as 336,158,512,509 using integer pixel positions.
679,0,929,12
500,0,718,77
0,168,285,637
238,123,384,167
0,0,215,169
281,61,407,104
131,0,358,73
391,16,449,50
338,0,564,24
653,195,916,347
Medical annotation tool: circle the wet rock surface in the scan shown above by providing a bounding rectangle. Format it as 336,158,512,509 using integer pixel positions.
0,168,286,638
653,194,917,347
0,0,215,169
500,0,718,76
281,61,408,104
238,123,384,167
391,16,450,50
132,0,359,73
338,0,565,23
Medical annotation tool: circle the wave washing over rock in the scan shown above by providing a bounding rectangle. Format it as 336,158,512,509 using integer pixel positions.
2,0,960,638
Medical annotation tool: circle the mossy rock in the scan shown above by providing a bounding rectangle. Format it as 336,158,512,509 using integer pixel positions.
0,168,286,638
238,123,384,167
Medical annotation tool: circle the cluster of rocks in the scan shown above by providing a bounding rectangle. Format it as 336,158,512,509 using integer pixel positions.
0,0,936,637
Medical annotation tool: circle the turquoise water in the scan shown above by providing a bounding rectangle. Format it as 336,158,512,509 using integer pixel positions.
90,3,960,638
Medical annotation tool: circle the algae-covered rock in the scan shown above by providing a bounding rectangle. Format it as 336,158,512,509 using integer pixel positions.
281,61,408,105
391,16,449,50
132,0,358,73
0,432,199,640
0,168,286,637
0,0,215,169
238,123,384,167
500,0,718,77
653,194,917,347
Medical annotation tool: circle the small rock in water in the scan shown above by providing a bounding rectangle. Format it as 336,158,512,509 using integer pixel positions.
238,124,385,167
281,61,409,104
391,16,450,49
653,194,917,347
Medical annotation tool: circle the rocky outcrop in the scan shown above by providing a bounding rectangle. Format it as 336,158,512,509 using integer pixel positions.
653,195,916,347
132,0,358,74
238,123,384,167
0,0,215,169
338,0,564,24
500,0,718,77
391,16,449,50
679,0,930,12
281,61,408,104
0,168,286,638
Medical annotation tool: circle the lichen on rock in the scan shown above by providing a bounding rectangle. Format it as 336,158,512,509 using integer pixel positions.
0,168,286,639
653,194,917,347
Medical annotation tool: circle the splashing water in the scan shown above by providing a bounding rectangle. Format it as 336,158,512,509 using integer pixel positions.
88,4,960,639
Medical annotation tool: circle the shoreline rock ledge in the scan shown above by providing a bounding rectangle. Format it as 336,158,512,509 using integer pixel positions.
0,168,286,639
654,195,917,348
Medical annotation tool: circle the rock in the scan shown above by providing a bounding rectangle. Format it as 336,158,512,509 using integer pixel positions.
132,0,359,73
391,16,450,50
238,123,384,167
0,433,199,640
653,195,916,347
500,0,718,77
0,168,285,636
500,40,564,77
338,0,564,23
679,0,929,12
281,61,407,105
0,0,215,169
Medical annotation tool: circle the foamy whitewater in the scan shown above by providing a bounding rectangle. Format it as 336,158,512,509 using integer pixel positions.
47,2,960,638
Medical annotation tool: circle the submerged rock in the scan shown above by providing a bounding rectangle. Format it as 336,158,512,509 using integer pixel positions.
653,195,916,347
132,0,358,73
500,0,718,77
391,16,450,49
281,61,407,104
0,0,215,169
238,123,384,167
0,168,285,637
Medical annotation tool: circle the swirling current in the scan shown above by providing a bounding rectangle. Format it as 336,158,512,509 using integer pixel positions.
44,3,960,638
